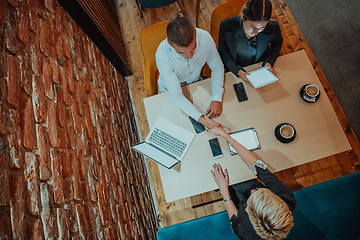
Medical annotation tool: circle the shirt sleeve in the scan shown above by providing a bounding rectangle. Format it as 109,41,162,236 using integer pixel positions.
218,18,244,76
204,32,225,102
261,21,283,67
156,50,204,121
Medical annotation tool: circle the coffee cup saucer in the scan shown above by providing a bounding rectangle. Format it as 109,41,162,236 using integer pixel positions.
300,84,320,103
274,123,296,143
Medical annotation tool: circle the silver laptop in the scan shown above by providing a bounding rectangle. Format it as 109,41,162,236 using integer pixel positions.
131,116,195,169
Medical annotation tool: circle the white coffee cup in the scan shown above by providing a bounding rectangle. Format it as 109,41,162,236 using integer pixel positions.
305,84,319,98
280,124,295,139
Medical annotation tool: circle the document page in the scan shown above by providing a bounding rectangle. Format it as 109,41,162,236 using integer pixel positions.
247,67,279,88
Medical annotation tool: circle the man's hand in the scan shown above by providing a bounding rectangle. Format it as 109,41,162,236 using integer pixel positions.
237,70,250,82
206,101,222,118
198,116,221,129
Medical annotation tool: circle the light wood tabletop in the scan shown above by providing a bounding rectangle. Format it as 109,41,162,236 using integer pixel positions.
144,50,351,202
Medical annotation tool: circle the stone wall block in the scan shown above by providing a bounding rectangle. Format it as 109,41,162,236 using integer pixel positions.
0,0,5,28
75,204,87,239
28,219,44,240
5,8,20,54
0,90,5,136
28,0,39,32
37,0,48,19
0,154,10,206
0,213,11,240
50,148,64,204
41,57,54,100
36,124,51,180
64,59,75,94
59,65,71,105
61,26,70,59
57,207,70,240
30,34,41,75
9,175,27,239
49,48,60,84
70,153,82,201
55,86,66,128
64,108,76,149
17,4,29,45
47,99,59,147
32,74,47,123
8,109,23,169
87,162,97,202
6,55,19,107
39,182,57,239
19,94,37,149
24,152,41,215
39,18,49,55
18,52,32,95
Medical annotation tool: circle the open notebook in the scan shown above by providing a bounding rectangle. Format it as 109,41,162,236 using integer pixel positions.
131,116,195,169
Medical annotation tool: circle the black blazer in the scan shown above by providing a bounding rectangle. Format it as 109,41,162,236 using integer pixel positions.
218,16,283,76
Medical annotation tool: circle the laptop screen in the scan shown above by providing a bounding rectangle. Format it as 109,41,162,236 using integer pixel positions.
131,142,179,169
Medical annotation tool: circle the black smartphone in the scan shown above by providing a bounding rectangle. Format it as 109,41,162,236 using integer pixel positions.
189,116,206,134
209,138,223,159
233,82,248,102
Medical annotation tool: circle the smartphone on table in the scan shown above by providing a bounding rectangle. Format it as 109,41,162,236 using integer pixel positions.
233,82,248,102
209,138,223,159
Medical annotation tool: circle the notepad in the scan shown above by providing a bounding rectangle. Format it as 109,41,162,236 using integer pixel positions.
247,67,279,88
228,127,261,155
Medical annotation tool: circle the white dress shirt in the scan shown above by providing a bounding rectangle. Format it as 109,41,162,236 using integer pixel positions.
156,28,224,121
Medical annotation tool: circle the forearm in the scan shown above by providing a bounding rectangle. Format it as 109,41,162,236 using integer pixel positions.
220,187,238,219
221,134,257,167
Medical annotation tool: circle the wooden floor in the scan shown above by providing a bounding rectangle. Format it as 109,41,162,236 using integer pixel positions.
115,0,360,227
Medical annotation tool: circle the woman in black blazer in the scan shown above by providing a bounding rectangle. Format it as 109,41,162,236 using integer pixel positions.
218,0,283,82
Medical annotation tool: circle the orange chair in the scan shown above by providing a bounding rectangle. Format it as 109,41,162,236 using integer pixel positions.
140,20,170,97
210,0,247,49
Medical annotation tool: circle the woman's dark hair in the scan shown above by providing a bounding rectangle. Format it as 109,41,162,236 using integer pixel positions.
241,0,273,21
167,17,195,47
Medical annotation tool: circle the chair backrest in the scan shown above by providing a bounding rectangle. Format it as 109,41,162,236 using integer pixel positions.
137,0,177,9
140,20,170,97
210,0,247,49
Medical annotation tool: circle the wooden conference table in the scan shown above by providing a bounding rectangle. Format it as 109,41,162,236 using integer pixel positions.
144,50,351,203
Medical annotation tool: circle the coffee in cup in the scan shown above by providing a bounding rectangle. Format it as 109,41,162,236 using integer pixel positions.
280,124,295,139
305,84,319,98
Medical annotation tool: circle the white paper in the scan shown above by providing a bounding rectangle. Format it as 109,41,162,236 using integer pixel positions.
247,67,279,88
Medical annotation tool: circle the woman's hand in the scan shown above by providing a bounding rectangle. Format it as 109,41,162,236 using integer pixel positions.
211,164,229,193
264,62,273,71
208,126,228,138
237,70,250,82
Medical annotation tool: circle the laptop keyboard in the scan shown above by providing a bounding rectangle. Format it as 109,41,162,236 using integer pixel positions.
148,128,187,158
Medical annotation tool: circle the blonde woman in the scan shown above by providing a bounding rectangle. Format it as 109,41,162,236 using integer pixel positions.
210,127,295,240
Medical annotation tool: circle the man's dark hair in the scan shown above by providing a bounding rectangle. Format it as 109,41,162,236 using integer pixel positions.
242,0,272,21
167,17,195,47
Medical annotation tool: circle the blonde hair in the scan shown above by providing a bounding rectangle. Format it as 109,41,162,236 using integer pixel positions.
247,188,294,240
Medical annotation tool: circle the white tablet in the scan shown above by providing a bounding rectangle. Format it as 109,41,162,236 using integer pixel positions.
247,67,278,89
228,127,261,155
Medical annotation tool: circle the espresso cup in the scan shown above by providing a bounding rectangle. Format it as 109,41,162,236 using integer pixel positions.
279,124,295,139
305,84,319,98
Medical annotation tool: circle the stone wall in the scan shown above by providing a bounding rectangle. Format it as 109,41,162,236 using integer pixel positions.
0,0,158,239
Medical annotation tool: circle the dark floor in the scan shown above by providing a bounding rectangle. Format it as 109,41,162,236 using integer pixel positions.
286,0,360,139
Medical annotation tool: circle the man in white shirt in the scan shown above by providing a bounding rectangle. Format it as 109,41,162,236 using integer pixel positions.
156,17,225,129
